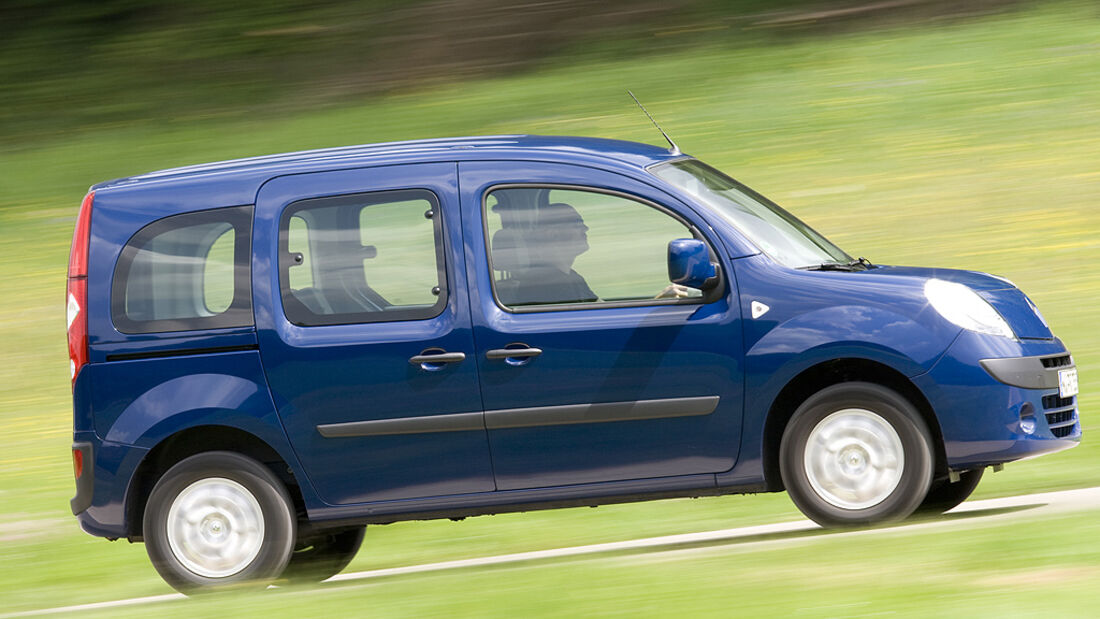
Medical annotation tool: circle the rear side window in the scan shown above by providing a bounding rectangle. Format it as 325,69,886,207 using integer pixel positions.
112,206,253,334
278,189,446,326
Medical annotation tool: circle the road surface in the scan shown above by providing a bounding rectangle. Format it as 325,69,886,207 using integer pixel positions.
5,486,1099,618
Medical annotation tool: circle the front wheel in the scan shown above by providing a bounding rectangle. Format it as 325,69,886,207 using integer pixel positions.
780,382,934,527
143,451,296,593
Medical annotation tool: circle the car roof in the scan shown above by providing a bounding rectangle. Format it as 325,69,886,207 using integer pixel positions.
91,135,681,192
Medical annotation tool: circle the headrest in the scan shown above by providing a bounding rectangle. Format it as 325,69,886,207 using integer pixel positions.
491,228,530,272
539,202,584,227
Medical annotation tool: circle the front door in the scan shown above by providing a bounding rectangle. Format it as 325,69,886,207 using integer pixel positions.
254,163,494,505
459,161,744,491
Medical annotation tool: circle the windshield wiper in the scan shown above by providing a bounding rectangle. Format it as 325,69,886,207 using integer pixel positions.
803,257,875,272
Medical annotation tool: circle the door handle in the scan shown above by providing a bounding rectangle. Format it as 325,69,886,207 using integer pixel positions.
486,345,542,366
485,347,543,360
409,349,466,371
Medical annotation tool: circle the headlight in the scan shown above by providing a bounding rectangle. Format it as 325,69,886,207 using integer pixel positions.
924,278,1015,339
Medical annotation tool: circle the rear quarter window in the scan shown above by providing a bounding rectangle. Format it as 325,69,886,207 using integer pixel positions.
111,206,253,334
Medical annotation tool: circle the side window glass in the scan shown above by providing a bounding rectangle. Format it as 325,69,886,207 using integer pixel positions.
203,227,236,313
112,206,253,334
358,199,440,307
280,189,446,326
485,187,703,308
287,215,313,291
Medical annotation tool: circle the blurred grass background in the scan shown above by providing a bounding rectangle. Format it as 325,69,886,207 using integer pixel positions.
1,0,1098,615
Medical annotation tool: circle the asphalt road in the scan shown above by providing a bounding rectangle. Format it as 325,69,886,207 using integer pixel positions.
6,486,1100,618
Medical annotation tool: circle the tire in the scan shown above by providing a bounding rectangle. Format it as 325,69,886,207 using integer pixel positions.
143,451,296,594
281,526,365,583
915,468,983,515
780,382,934,527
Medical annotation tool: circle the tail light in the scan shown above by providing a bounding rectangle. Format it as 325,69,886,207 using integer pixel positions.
70,442,93,515
72,447,84,480
67,191,94,388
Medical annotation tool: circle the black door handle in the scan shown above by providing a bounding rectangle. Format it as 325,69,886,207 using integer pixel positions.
409,350,466,369
485,347,543,360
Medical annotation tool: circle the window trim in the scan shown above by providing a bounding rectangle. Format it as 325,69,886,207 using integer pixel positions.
111,205,254,335
278,188,449,327
481,183,724,314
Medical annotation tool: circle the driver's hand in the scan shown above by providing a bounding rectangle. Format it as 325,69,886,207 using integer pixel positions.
655,284,693,299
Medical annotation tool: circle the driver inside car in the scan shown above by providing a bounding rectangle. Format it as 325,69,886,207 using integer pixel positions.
510,202,598,305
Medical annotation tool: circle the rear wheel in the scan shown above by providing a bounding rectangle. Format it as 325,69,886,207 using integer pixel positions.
780,382,934,527
143,451,296,593
916,468,984,515
281,526,365,583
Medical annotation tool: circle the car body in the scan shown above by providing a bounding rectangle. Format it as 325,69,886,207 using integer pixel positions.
66,135,1081,591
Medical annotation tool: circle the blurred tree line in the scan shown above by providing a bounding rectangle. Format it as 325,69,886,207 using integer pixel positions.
1,0,1022,144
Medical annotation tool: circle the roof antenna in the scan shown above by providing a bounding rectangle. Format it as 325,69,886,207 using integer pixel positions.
628,90,681,156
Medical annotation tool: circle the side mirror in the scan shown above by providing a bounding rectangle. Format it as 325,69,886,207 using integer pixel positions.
667,239,719,291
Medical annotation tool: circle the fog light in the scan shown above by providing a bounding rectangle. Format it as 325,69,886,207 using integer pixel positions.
1018,402,1037,434
1020,417,1037,435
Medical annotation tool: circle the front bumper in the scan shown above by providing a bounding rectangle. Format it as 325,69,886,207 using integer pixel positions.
914,331,1081,470
980,354,1077,394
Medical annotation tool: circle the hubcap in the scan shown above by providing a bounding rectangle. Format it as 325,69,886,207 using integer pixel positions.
804,408,904,510
166,478,265,578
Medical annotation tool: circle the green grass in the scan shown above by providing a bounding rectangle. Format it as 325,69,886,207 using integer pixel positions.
1,1,1098,615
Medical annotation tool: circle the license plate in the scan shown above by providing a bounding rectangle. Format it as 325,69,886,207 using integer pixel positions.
1058,368,1079,398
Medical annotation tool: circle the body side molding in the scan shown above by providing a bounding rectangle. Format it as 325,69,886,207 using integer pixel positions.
485,396,719,430
318,412,485,438
316,396,721,437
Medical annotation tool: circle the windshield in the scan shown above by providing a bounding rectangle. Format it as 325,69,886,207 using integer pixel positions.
651,159,851,269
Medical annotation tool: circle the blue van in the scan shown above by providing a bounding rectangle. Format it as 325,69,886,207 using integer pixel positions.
67,136,1080,592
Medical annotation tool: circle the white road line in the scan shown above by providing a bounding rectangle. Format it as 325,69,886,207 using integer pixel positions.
328,485,1100,580
5,486,1099,618
329,519,816,584
0,594,186,618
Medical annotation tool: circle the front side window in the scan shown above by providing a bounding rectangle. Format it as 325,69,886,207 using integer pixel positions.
485,186,704,309
112,206,253,334
279,189,446,326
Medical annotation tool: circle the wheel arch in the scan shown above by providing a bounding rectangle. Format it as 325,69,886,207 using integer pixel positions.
761,358,946,492
125,425,307,540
